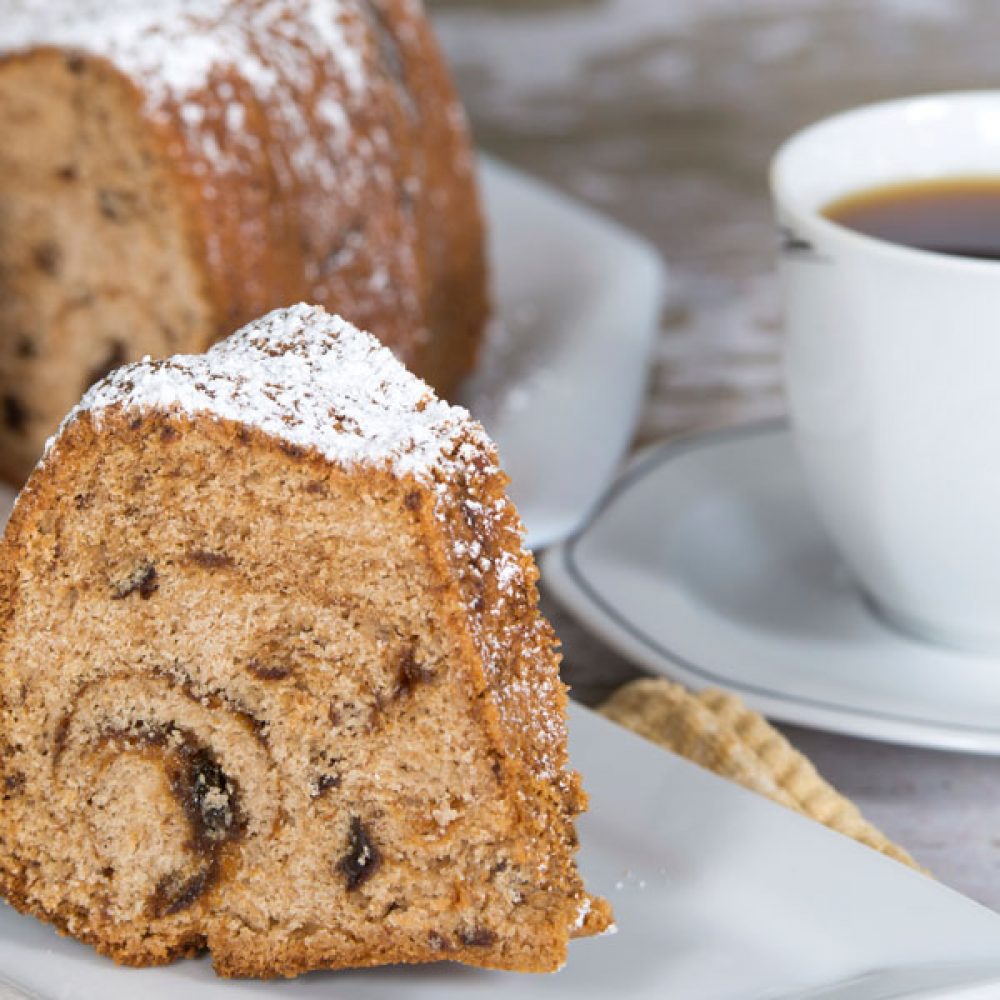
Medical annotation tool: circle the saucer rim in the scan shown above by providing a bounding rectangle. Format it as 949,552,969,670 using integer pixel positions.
545,419,1000,754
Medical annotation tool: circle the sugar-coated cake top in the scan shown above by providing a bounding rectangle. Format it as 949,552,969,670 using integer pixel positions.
0,0,395,200
3,0,367,103
52,304,488,481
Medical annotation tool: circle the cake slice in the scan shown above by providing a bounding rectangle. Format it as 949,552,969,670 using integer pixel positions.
0,304,610,977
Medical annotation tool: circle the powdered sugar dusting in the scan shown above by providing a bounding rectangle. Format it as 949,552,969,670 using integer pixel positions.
430,445,573,789
2,0,369,195
51,304,482,481
3,0,366,105
494,550,521,592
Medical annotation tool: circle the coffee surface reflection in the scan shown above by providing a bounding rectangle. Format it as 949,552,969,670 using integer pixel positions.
824,177,1000,261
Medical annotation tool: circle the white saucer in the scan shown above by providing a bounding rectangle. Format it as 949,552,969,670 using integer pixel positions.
465,158,666,549
4,703,1000,999
543,421,1000,754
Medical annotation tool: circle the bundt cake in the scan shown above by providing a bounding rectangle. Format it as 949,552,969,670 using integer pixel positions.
0,0,488,484
0,304,610,977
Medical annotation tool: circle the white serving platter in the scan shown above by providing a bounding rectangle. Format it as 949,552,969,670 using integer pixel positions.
543,421,1000,754
2,704,1000,999
463,156,666,549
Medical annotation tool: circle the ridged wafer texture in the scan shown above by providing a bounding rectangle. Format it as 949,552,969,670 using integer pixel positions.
600,678,922,872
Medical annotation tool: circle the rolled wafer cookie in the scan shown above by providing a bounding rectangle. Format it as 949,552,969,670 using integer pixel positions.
600,678,922,871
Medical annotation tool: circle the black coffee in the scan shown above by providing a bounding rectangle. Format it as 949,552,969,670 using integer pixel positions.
822,177,1000,261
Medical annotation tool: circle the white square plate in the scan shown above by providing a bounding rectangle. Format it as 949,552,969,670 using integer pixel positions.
463,157,666,550
3,704,1000,999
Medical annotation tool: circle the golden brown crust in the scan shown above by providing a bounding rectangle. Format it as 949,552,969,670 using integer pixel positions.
419,435,613,950
144,0,489,385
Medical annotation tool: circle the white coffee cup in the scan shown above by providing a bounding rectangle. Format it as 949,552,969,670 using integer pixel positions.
771,92,1000,652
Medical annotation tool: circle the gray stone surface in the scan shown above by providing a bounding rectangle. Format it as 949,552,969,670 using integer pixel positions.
432,0,1000,909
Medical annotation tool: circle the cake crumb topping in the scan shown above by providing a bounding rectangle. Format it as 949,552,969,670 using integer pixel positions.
51,304,486,481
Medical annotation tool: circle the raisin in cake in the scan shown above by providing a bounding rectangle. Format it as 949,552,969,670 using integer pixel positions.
0,0,487,484
0,304,610,977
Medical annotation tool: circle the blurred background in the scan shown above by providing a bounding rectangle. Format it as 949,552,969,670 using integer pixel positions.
433,0,998,442
428,0,1000,907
